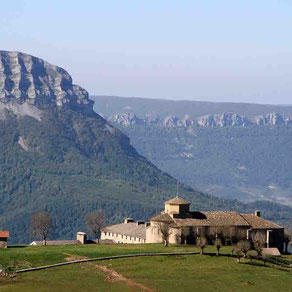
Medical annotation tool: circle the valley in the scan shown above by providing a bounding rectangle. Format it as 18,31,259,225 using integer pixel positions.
92,96,292,207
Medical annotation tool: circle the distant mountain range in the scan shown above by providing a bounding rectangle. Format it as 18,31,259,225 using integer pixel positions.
107,112,292,128
92,95,292,119
4,52,292,243
92,95,292,208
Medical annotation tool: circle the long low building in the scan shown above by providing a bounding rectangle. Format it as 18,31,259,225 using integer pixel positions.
101,218,147,244
30,232,87,246
100,196,285,252
146,196,285,252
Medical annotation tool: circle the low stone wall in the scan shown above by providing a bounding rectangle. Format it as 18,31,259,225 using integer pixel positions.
16,251,199,274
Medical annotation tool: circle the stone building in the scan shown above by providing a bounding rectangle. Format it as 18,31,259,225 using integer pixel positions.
101,218,147,244
146,196,285,252
0,231,9,248
30,232,87,246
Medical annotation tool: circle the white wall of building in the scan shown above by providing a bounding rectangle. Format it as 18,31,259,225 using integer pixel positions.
101,231,145,244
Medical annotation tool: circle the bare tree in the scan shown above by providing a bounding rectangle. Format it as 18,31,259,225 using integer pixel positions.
237,240,251,258
283,229,292,254
197,236,207,254
85,210,106,243
197,227,208,254
234,247,242,263
237,228,249,241
253,232,266,257
30,211,53,246
157,222,172,247
215,238,222,256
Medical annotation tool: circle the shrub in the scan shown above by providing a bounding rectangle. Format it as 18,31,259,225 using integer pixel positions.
237,240,251,258
215,238,222,256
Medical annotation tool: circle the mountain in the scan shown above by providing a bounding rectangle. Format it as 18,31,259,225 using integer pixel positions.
92,95,292,119
107,112,292,127
92,95,292,207
1,52,291,243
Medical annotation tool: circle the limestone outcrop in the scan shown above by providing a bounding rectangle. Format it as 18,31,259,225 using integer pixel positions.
0,51,93,119
108,112,292,128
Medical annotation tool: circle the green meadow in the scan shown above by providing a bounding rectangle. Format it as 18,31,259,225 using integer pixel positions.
0,244,291,292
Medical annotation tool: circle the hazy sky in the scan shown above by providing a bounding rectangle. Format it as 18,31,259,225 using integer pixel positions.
1,0,292,104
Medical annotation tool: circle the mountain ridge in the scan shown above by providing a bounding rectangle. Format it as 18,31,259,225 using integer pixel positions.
92,95,292,119
107,111,292,128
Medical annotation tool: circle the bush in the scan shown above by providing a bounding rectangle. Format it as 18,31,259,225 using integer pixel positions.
237,240,251,258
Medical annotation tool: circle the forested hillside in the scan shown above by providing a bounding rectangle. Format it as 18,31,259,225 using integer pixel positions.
112,124,292,206
5,108,289,243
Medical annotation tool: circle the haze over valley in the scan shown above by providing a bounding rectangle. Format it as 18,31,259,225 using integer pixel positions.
93,95,292,207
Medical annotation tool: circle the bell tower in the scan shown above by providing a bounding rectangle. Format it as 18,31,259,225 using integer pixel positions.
164,196,191,217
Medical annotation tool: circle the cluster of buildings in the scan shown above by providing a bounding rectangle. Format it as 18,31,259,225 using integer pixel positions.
101,196,285,252
0,196,286,253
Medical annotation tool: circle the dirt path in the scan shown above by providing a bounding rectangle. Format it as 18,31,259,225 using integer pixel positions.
65,254,154,291
91,264,154,292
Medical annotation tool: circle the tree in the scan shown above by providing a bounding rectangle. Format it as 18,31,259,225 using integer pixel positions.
237,240,251,258
85,210,106,243
283,231,292,254
157,222,172,247
215,238,222,256
197,236,207,254
234,247,242,263
30,211,53,246
253,232,266,257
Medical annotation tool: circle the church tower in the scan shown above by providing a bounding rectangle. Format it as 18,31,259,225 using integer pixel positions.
164,196,191,217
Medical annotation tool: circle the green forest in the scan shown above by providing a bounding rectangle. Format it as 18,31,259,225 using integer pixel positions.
1,108,291,244
114,123,292,206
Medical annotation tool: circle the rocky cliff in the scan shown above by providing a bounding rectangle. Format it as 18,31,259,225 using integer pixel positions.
0,51,210,243
0,51,93,119
108,112,292,128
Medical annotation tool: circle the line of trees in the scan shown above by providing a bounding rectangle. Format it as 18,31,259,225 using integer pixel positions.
30,210,106,245
156,222,292,259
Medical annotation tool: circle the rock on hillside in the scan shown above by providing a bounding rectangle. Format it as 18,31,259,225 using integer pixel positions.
108,112,292,128
0,51,207,243
0,51,93,116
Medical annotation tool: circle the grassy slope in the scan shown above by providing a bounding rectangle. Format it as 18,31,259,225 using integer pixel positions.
0,244,291,292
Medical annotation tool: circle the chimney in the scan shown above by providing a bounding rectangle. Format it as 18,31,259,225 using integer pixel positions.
254,210,261,217
124,218,134,224
137,220,145,226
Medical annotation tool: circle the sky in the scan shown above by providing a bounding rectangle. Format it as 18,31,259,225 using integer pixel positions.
1,0,292,104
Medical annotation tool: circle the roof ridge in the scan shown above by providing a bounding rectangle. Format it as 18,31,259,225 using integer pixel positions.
238,213,252,227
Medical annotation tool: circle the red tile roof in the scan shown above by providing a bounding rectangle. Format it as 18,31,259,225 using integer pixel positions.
241,214,283,229
150,211,283,230
164,196,191,205
0,231,10,238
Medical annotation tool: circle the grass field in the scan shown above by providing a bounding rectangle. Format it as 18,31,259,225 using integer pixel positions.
0,244,291,292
